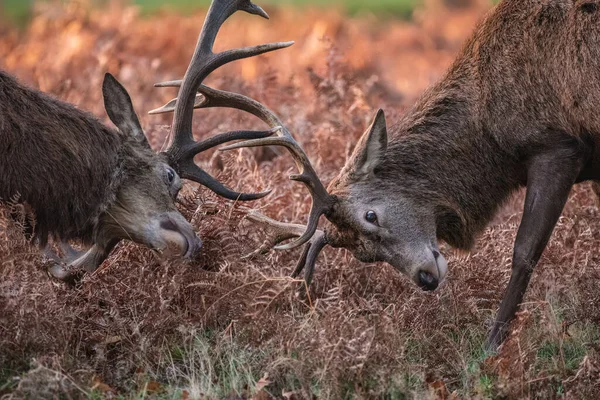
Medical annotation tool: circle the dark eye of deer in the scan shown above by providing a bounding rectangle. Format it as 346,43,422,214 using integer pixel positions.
167,169,175,184
365,211,378,225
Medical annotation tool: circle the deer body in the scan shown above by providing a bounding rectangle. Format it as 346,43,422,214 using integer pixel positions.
375,0,600,251
1,71,124,244
327,0,600,349
0,71,201,279
240,0,600,351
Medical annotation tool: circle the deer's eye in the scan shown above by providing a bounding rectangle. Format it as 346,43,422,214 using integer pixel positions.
166,168,176,184
365,210,378,225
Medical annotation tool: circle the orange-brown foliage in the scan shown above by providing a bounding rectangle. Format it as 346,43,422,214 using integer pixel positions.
1,1,600,398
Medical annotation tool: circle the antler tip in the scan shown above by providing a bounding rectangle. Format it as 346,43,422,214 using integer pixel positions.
241,189,272,201
154,80,182,88
148,107,169,115
275,242,302,251
244,2,270,19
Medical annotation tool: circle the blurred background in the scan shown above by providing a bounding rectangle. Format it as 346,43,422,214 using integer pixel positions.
0,0,497,110
1,0,491,25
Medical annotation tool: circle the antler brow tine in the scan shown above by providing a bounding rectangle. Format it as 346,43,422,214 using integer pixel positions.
246,212,327,286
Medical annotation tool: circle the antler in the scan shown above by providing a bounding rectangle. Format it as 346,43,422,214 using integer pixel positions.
151,0,337,276
152,73,336,251
151,0,294,201
245,212,328,286
218,94,336,249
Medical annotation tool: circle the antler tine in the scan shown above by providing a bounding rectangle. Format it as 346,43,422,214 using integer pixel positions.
156,0,294,201
244,211,306,255
180,161,271,201
246,212,327,285
151,83,282,127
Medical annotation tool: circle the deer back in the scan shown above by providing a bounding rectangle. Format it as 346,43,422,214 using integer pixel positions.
0,71,126,245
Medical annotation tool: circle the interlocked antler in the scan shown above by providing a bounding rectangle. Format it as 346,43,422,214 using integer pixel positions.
155,81,336,249
152,0,337,281
151,0,293,201
219,104,336,250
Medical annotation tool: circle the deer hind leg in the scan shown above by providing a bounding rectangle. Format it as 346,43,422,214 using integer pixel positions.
47,240,119,282
486,139,582,351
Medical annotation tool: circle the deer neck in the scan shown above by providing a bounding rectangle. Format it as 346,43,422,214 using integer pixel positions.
379,82,523,250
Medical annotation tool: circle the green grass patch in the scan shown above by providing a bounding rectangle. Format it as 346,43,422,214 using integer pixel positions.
156,331,270,399
1,0,425,24
2,0,33,25
134,0,423,18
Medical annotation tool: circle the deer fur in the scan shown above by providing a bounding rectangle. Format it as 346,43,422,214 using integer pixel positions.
321,0,600,350
0,71,201,279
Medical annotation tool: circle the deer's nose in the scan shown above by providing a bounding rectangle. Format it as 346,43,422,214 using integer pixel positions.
159,214,202,258
418,270,439,291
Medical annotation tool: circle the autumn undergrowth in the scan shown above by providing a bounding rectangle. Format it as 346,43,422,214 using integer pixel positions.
1,1,600,398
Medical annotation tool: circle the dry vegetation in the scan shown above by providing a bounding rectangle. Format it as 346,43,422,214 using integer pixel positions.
1,1,600,398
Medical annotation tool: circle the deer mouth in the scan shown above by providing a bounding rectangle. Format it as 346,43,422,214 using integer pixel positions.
157,215,202,258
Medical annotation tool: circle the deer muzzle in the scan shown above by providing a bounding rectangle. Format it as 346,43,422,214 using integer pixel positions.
157,213,202,258
416,249,448,291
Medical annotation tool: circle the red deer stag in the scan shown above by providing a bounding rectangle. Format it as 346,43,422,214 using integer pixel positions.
155,0,600,350
0,72,203,280
0,0,291,280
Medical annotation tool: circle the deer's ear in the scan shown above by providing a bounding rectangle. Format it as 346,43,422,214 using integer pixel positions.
344,109,388,178
102,73,150,149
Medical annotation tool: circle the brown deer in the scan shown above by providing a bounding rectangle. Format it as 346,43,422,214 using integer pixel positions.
0,0,293,280
154,0,600,350
0,71,203,279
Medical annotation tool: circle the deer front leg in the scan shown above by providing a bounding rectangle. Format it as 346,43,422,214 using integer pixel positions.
42,241,86,262
485,144,583,351
48,239,119,282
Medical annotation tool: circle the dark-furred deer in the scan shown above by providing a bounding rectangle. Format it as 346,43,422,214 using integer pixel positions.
167,0,600,350
0,72,203,279
1,0,295,280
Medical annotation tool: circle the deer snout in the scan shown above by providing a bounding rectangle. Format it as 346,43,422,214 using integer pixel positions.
158,214,202,258
415,249,448,291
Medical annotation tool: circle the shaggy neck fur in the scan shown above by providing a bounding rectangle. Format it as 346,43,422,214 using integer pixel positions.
376,67,523,250
0,71,128,245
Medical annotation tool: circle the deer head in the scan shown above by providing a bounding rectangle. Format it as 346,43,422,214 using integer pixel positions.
94,74,201,261
325,110,448,290
239,109,448,291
